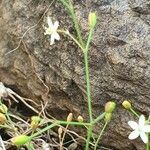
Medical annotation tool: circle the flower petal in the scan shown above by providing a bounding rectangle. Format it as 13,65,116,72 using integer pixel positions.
128,130,140,140
44,28,50,35
53,21,59,30
143,125,150,132
50,34,55,45
47,17,53,28
139,115,145,128
140,132,148,143
53,32,60,41
128,121,138,130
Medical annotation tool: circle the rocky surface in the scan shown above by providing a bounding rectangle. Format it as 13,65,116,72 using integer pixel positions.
0,0,150,149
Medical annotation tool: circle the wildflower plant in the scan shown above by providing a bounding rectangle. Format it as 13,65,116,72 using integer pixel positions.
40,0,116,149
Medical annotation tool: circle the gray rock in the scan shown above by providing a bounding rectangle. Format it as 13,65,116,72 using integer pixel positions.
0,0,150,149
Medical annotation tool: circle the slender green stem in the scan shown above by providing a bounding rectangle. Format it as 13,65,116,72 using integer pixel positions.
85,125,93,150
94,122,108,150
58,30,84,51
84,50,93,150
83,27,95,121
84,26,95,150
85,28,94,52
57,120,91,126
84,26,95,121
146,133,149,150
130,108,139,118
30,120,91,140
83,33,94,117
92,113,106,124
84,51,93,122
30,123,57,139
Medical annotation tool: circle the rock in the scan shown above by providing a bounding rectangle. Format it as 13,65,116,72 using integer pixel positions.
0,0,150,149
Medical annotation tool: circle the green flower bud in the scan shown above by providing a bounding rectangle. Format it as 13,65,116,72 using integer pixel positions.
30,116,41,130
88,12,97,28
105,101,116,113
31,116,41,123
105,113,112,122
77,115,84,122
11,135,30,146
0,104,8,113
122,100,131,110
30,121,39,130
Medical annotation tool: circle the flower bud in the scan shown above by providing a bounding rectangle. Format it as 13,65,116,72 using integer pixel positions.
58,127,63,136
30,121,39,130
105,101,116,113
0,104,8,113
104,113,112,122
77,115,84,122
11,135,30,146
0,113,7,124
67,113,73,122
122,100,131,110
31,116,41,123
88,12,97,28
30,116,41,130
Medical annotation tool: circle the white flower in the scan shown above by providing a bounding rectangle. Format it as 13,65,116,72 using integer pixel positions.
128,115,150,143
44,17,60,45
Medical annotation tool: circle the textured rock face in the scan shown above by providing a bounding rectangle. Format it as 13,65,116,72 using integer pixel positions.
0,0,150,149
